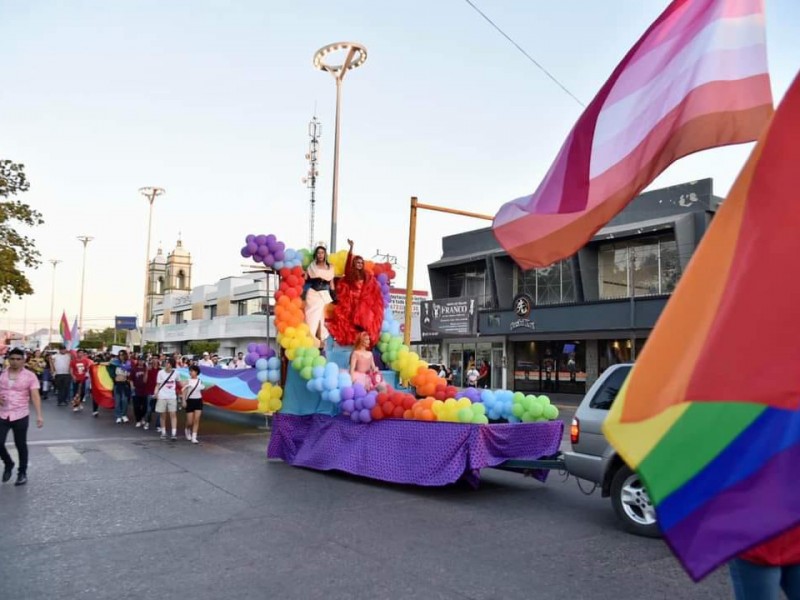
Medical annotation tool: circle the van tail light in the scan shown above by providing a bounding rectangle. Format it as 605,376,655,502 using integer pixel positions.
570,417,580,445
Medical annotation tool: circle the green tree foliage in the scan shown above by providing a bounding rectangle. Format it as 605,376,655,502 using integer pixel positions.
83,327,118,348
187,341,220,356
0,160,43,303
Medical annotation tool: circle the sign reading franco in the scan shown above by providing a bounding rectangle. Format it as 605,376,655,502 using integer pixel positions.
115,316,138,330
420,298,478,340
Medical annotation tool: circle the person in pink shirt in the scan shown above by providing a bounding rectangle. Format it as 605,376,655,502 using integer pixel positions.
0,347,43,486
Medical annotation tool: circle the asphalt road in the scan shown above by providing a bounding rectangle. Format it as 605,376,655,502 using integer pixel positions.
0,398,733,600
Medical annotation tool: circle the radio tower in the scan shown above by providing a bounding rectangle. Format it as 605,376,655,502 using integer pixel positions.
303,116,322,249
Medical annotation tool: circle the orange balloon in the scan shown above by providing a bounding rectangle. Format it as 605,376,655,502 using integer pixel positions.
421,409,435,421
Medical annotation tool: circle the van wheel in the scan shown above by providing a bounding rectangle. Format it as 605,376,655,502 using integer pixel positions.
610,465,661,538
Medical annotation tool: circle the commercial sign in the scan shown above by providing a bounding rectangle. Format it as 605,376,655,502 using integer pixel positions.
115,316,138,330
389,288,427,343
420,297,478,340
509,293,535,331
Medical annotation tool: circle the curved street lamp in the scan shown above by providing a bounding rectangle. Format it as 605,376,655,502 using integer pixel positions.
313,41,368,253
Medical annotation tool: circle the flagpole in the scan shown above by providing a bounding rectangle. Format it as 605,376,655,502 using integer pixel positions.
76,236,94,340
48,259,61,347
139,187,165,352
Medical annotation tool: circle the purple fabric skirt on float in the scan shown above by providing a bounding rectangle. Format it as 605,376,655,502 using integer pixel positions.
267,413,564,488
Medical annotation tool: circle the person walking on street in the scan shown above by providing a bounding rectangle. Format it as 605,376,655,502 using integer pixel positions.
182,365,204,443
70,349,92,412
131,355,149,427
144,356,160,431
198,352,214,368
50,346,73,406
155,357,180,441
0,347,44,486
110,350,132,424
26,349,46,397
728,526,800,599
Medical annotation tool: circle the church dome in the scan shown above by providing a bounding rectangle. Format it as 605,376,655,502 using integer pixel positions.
170,237,190,258
151,247,166,265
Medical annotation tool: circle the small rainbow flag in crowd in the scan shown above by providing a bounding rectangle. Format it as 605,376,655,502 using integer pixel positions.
59,311,72,346
493,0,773,269
604,71,800,580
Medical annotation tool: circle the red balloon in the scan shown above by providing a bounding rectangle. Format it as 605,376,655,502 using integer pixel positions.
381,402,394,417
402,396,415,410
371,406,384,420
445,386,458,398
434,391,446,401
286,287,298,299
392,406,404,419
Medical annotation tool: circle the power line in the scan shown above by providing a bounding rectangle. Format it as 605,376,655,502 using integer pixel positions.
463,0,585,108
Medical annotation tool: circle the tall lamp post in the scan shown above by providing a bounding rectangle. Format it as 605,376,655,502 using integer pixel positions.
313,41,367,253
139,187,165,349
48,259,61,346
76,236,94,340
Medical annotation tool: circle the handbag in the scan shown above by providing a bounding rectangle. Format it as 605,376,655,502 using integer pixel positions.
369,370,384,387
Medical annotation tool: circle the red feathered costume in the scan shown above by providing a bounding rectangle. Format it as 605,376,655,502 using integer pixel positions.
327,251,384,348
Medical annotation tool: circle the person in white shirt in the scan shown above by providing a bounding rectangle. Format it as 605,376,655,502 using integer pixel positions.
197,352,214,368
155,358,180,441
49,346,73,406
181,365,204,444
465,363,480,388
229,352,247,369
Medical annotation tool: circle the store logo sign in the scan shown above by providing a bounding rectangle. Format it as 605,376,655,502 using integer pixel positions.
510,293,535,330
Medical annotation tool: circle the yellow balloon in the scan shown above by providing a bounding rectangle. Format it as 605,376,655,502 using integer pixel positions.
286,348,296,361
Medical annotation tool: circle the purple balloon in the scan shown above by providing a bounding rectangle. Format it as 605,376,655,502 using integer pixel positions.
247,241,258,254
264,347,276,359
245,352,259,366
354,397,363,411
350,411,361,422
377,273,388,284
266,239,277,253
263,254,275,267
342,398,355,413
275,241,285,252
273,249,285,262
256,343,268,356
352,383,366,398
340,386,354,401
359,409,372,423
363,392,377,410
247,343,257,353
265,234,277,246
257,244,269,258
240,246,251,258
245,234,256,244
252,254,263,263
255,234,268,246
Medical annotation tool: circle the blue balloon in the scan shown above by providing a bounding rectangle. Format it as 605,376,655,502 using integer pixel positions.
256,370,269,383
273,260,284,270
328,389,341,404
306,379,316,392
267,356,280,369
312,366,325,379
324,376,338,391
314,378,325,392
324,362,339,376
267,370,280,383
255,358,268,371
338,373,352,388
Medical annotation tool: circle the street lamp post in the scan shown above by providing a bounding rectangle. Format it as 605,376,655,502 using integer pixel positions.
76,235,94,340
48,259,61,346
139,187,165,350
313,41,367,253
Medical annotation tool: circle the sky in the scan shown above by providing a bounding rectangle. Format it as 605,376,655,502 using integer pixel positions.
1,0,797,335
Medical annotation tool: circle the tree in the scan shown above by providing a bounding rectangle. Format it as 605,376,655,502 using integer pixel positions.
84,327,118,348
0,160,43,302
187,341,220,356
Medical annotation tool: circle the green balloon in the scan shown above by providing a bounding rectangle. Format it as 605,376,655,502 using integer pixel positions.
302,356,314,368
511,403,524,418
389,338,401,349
537,395,551,405
457,408,473,423
307,348,320,359
380,332,391,343
378,342,388,353
529,403,544,418
477,415,489,425
512,392,525,403
521,412,536,423
473,403,486,415
292,357,304,371
544,405,559,420
300,366,313,380
312,356,327,368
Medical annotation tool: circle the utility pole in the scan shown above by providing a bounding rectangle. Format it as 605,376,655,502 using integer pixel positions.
76,235,94,338
48,259,61,346
139,187,165,350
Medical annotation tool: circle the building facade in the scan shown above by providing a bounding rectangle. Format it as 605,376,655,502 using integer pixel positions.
145,238,193,325
424,179,721,394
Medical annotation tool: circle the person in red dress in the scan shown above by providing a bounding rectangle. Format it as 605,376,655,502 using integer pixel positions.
327,239,384,348
729,526,800,599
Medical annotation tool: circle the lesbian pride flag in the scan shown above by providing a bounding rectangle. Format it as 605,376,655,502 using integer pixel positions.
604,70,800,580
493,0,773,269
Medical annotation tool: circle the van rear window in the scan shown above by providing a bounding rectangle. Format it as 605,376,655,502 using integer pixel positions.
589,366,631,410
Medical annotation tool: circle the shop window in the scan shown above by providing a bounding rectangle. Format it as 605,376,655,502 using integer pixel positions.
445,263,493,308
513,340,586,394
598,234,680,299
517,260,575,305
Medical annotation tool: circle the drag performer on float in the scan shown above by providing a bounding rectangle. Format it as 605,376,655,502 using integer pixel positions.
349,331,386,393
327,239,384,347
304,244,336,349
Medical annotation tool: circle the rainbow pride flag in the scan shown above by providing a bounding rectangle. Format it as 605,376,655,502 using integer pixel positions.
493,0,772,269
604,71,800,580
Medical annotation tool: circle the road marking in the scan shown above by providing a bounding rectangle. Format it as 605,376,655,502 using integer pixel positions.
98,444,138,461
47,445,87,464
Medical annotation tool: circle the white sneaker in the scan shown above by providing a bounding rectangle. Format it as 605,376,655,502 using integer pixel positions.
92,411,99,417
156,427,163,434
191,437,199,444
160,433,167,440
143,423,150,430
185,428,192,441
135,421,142,428
72,406,80,412
115,418,122,424
121,416,129,423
